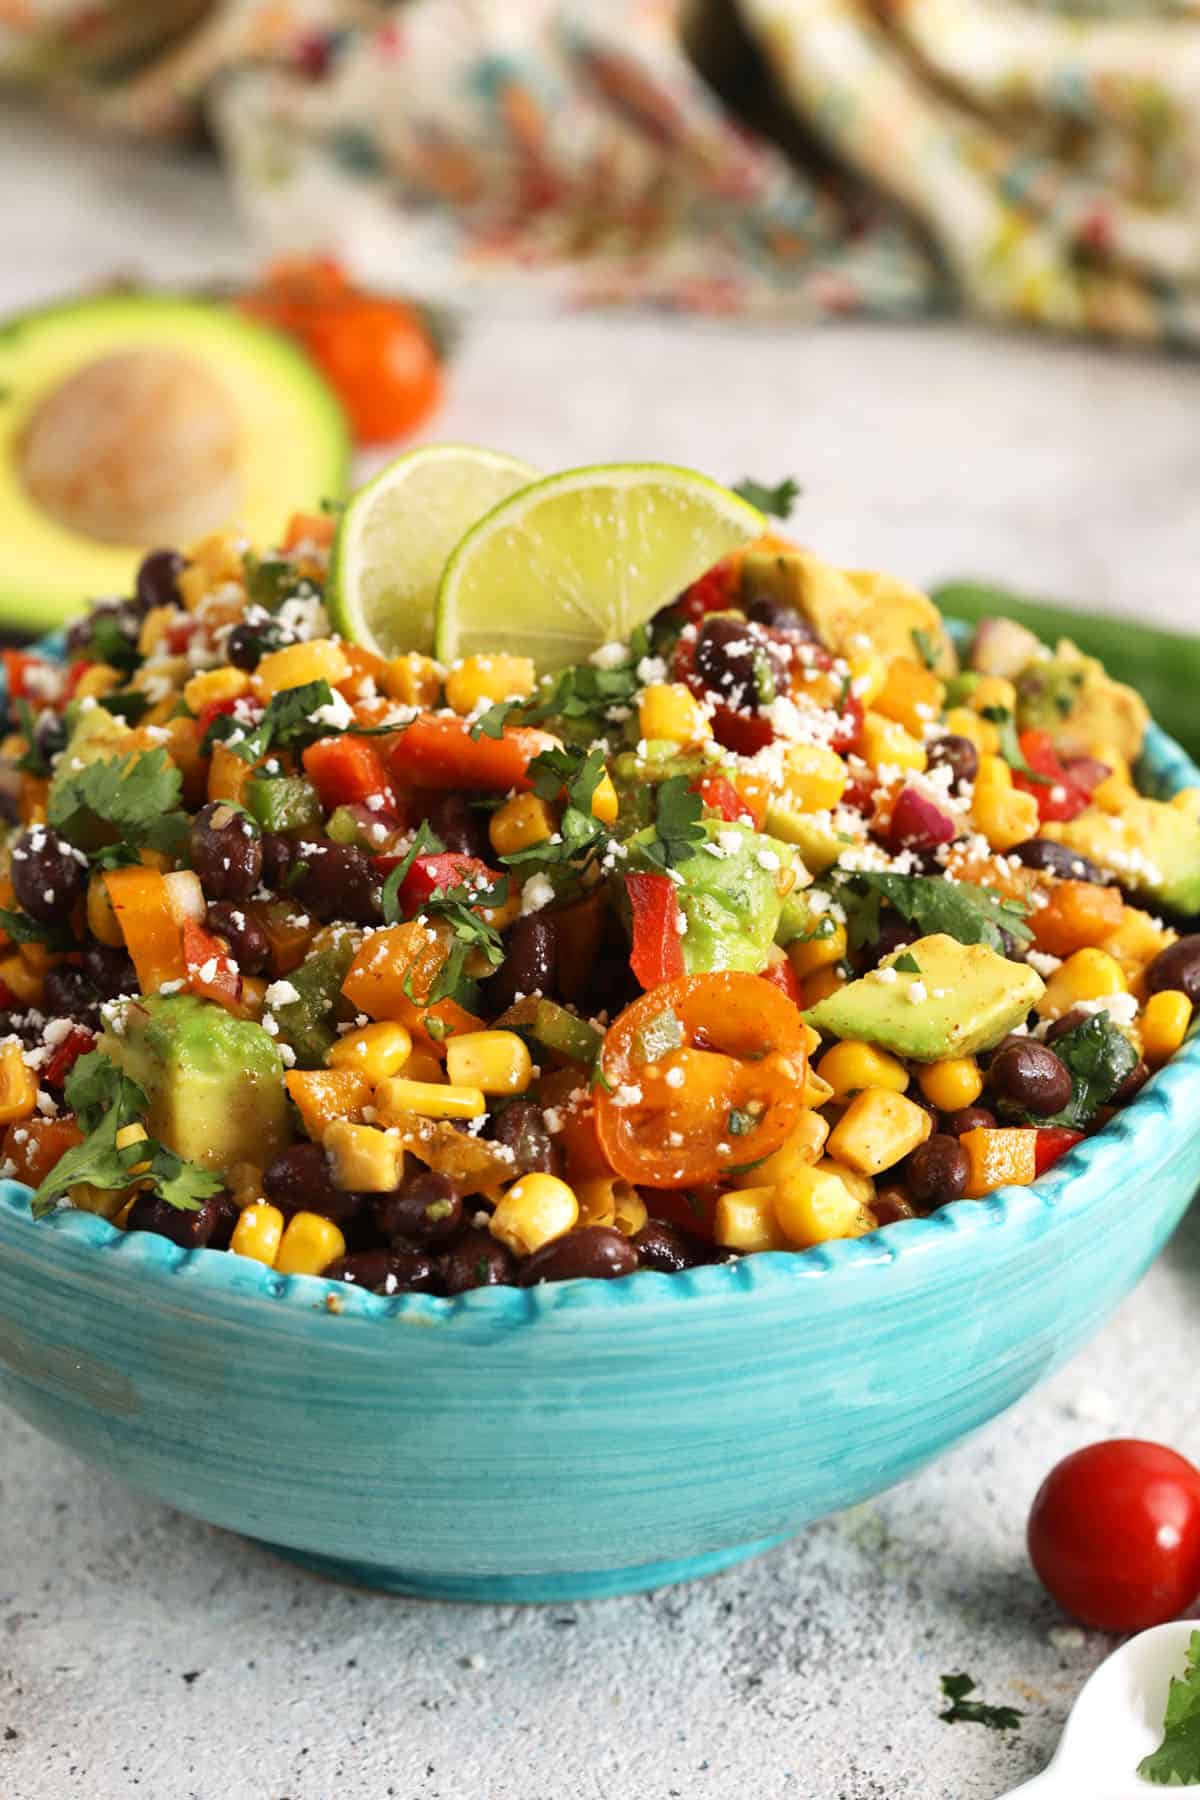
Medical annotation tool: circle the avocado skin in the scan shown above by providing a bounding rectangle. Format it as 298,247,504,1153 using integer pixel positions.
100,993,289,1174
623,818,797,974
1046,797,1200,917
803,933,1045,1062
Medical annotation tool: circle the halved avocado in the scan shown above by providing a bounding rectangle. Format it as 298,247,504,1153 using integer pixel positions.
0,292,350,631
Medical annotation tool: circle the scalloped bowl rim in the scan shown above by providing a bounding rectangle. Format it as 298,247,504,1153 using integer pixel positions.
3,637,1196,1328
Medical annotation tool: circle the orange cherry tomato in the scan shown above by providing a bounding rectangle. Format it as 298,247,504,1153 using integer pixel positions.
595,972,807,1187
302,299,441,445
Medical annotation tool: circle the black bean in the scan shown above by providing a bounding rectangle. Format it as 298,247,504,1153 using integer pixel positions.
1013,839,1108,885
988,1039,1074,1115
1043,1008,1089,1046
1146,935,1200,1004
322,1247,437,1293
260,832,294,890
926,733,979,788
41,965,101,1029
80,941,138,1000
10,827,86,925
134,548,185,613
693,616,789,710
856,916,918,972
484,1099,562,1177
287,842,382,926
488,913,558,1011
263,1143,365,1225
632,1218,710,1273
743,595,818,641
373,1169,464,1247
65,598,141,660
905,1134,969,1208
33,711,67,766
204,901,270,975
871,1188,919,1226
942,1105,997,1136
190,802,263,904
439,1229,517,1294
1113,1060,1151,1106
226,616,298,671
519,1225,638,1285
126,1189,238,1251
422,791,490,862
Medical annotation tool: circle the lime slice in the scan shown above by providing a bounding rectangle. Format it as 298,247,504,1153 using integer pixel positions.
328,442,539,655
434,463,765,667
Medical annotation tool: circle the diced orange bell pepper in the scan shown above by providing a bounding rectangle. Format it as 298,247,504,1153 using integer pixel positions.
2,1115,85,1188
286,1068,372,1140
302,735,395,811
1030,880,1125,960
389,714,558,792
398,995,486,1059
335,643,389,697
961,1126,1038,1198
247,900,316,976
282,511,336,552
182,920,244,1014
208,740,255,807
103,867,186,994
341,921,450,1020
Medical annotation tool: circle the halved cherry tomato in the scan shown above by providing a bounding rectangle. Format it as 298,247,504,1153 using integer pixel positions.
1028,1440,1200,1630
595,972,807,1186
625,872,685,989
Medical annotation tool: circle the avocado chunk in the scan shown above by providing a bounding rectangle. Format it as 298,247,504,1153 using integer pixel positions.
0,293,348,632
623,819,799,974
100,993,289,1173
1015,639,1148,765
804,933,1044,1061
739,547,957,675
1045,797,1200,916
764,799,863,875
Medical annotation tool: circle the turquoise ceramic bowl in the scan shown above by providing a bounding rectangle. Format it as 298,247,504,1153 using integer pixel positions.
0,702,1196,1601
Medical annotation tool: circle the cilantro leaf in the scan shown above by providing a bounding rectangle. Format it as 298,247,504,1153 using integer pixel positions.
733,475,802,519
0,906,76,952
66,1049,148,1132
912,628,938,672
469,701,517,742
97,687,152,726
938,1673,1023,1732
148,1144,224,1213
471,633,650,742
1013,1011,1138,1129
47,748,190,863
832,871,1033,955
242,553,320,613
500,745,614,883
639,776,705,872
13,700,52,776
416,877,509,1004
380,820,445,926
893,951,921,974
980,706,1052,787
1138,1630,1200,1785
85,611,141,676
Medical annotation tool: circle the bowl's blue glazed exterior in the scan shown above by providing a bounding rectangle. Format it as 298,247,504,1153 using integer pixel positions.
0,715,1196,1602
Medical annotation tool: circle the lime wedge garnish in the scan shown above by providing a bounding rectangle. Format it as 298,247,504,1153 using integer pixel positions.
327,442,538,655
434,463,764,667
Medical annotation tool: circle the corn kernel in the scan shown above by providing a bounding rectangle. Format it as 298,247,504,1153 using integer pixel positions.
137,605,177,658
328,1021,414,1084
445,1029,532,1095
827,1088,932,1176
732,1110,829,1188
490,1172,579,1257
969,676,1018,716
185,528,245,584
323,1119,405,1192
944,707,999,756
1141,990,1192,1066
0,955,43,1009
489,792,556,856
575,1177,622,1228
974,754,1011,791
799,963,847,1008
445,654,535,715
781,742,847,813
254,637,351,701
973,782,1040,852
800,1066,836,1108
183,665,250,715
816,1158,876,1207
713,1186,789,1252
178,564,213,610
774,1164,873,1248
817,1040,908,1099
230,1202,285,1267
373,1076,485,1120
591,771,619,825
847,651,887,707
1172,788,1200,816
1037,947,1128,1020
917,1056,983,1112
399,1048,445,1085
0,1042,37,1125
860,711,927,774
275,1211,345,1277
873,658,946,739
73,664,122,701
638,683,711,747
787,920,847,980
1091,774,1136,815
382,653,443,708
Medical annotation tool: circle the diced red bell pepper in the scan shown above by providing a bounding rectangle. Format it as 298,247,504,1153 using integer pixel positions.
676,560,739,625
1013,730,1091,824
193,696,245,744
43,1026,96,1088
182,919,244,1014
398,852,501,914
625,872,685,990
166,617,198,655
63,658,94,699
1034,1126,1085,1176
389,715,557,792
829,692,864,755
692,774,755,826
302,734,396,812
760,953,803,1005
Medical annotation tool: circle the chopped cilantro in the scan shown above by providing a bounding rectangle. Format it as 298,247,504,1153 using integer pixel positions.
912,628,939,671
638,776,705,872
980,706,1052,786
727,1107,757,1137
414,876,509,1004
470,628,650,742
938,1673,1023,1732
85,611,141,676
501,744,614,882
733,475,802,519
832,870,1033,955
1138,1629,1200,1784
48,747,190,865
1017,1011,1138,1129
13,700,52,776
242,552,318,612
97,687,152,726
893,951,922,974
0,906,75,952
380,820,446,926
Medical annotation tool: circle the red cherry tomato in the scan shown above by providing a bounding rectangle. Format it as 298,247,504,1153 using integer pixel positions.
1028,1440,1200,1631
302,299,442,445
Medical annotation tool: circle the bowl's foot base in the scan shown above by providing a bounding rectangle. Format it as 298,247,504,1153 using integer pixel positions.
254,1532,792,1602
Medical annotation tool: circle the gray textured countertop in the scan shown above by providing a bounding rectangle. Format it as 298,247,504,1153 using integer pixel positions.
3,103,1200,1800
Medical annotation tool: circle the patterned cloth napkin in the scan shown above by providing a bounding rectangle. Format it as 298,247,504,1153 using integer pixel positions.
4,0,1200,344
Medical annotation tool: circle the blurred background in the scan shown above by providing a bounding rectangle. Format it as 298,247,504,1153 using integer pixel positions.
1,0,1198,642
